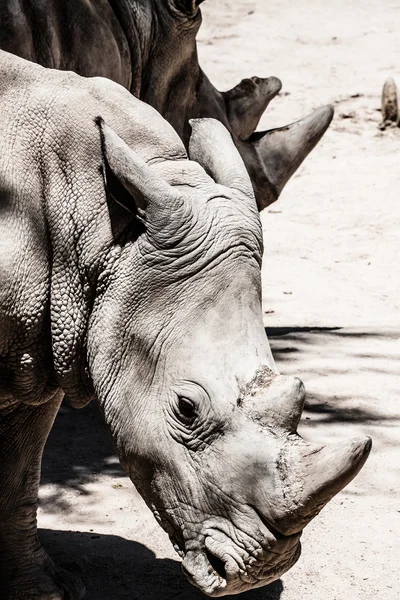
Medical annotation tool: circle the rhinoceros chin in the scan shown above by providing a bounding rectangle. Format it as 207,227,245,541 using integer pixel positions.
179,525,302,597
179,512,302,597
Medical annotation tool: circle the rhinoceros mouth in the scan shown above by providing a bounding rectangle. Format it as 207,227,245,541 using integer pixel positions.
180,531,302,597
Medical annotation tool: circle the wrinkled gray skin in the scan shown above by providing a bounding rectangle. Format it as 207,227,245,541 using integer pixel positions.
0,51,371,599
0,0,334,210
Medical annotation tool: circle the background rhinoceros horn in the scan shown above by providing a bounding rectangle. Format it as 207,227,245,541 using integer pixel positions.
189,118,254,200
249,105,334,196
223,76,283,140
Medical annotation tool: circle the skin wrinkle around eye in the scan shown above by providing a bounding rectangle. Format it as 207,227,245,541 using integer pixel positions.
165,386,225,451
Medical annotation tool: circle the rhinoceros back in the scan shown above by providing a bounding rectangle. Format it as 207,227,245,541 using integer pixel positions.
0,0,132,87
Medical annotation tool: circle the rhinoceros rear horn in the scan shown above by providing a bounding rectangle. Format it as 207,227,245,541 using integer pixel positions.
189,118,254,201
278,436,372,535
97,117,182,221
251,105,334,196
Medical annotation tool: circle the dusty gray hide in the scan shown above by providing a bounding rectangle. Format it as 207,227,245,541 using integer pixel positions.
0,51,370,599
0,0,334,210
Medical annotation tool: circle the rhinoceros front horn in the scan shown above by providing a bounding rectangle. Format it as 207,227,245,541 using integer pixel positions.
243,370,371,535
249,105,334,201
276,436,372,535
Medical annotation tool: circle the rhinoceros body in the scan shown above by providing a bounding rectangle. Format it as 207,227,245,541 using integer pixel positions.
0,0,334,210
0,51,370,599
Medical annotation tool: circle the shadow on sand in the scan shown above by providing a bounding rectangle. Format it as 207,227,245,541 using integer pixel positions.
40,529,284,600
41,399,123,488
266,325,400,427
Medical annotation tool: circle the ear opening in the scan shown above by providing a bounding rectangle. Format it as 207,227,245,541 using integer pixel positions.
172,0,204,17
100,160,145,243
97,115,147,216
97,117,145,241
101,152,139,216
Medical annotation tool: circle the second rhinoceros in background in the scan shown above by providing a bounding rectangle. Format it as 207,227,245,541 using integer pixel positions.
0,0,333,210
0,51,369,599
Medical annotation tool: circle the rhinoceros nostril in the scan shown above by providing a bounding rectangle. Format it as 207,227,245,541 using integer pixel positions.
205,548,227,579
181,562,194,581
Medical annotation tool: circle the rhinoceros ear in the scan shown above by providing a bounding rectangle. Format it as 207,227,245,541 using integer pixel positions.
97,117,182,222
188,118,255,201
171,0,204,16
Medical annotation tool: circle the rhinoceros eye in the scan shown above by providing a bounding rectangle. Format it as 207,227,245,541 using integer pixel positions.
177,396,197,424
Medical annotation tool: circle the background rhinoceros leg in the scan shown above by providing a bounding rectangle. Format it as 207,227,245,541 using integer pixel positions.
0,391,85,600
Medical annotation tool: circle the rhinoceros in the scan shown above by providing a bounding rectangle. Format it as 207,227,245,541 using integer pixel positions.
0,50,370,599
0,0,334,211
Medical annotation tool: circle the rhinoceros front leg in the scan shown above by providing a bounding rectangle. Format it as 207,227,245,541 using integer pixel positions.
0,392,85,600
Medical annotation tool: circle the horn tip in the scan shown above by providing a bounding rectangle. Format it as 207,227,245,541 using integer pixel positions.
264,75,282,97
353,435,372,459
312,104,335,132
189,117,229,137
272,76,283,92
321,103,335,124
341,435,372,480
299,104,334,149
321,103,335,117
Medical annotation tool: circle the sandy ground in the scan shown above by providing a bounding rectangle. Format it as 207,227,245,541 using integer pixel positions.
39,2,399,599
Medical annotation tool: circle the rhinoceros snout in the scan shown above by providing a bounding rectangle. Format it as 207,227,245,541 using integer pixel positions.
181,528,302,597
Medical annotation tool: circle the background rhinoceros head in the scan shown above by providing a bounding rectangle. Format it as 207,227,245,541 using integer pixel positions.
144,0,334,211
89,117,370,597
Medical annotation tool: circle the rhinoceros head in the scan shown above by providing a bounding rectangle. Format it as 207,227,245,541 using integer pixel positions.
91,117,370,597
147,0,334,211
